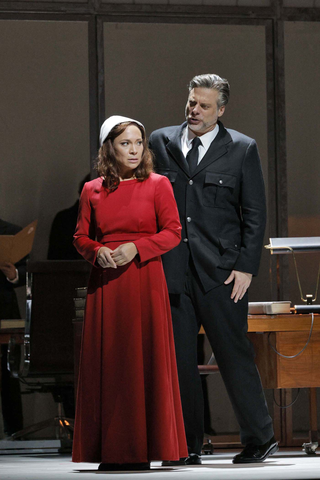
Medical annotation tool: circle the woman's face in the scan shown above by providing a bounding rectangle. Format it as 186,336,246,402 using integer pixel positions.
113,125,144,179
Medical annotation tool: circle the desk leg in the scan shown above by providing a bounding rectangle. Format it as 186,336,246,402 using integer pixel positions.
273,390,282,443
274,389,293,446
284,389,294,444
309,388,318,444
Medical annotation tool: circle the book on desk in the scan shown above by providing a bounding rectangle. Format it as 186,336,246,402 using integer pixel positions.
0,319,25,329
248,301,291,315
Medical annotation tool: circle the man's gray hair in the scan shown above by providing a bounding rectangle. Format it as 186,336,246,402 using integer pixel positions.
188,74,230,108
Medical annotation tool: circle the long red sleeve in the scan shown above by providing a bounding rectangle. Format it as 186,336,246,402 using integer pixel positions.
134,175,181,262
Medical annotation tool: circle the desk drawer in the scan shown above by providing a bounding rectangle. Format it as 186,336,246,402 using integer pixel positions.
248,331,320,389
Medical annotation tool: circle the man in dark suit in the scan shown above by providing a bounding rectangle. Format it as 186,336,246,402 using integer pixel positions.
149,74,277,464
0,218,25,436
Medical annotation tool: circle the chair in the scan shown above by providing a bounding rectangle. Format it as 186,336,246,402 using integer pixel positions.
7,260,90,447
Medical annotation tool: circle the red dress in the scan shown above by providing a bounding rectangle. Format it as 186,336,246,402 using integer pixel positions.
72,173,187,464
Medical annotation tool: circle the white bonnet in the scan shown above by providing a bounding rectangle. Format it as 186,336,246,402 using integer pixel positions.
99,115,145,146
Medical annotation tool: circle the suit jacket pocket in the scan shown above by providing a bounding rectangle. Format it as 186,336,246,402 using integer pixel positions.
218,237,241,270
158,169,178,183
203,172,236,208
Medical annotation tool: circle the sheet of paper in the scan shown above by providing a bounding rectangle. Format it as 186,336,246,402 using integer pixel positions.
0,220,37,265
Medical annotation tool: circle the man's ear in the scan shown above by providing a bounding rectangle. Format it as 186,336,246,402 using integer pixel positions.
218,105,225,118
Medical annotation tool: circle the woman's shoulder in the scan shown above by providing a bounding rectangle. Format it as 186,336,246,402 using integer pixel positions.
144,173,172,196
82,176,104,193
147,172,170,184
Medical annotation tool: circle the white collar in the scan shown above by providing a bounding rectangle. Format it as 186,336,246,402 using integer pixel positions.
186,123,219,150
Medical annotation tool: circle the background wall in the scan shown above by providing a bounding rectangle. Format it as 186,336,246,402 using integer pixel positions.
285,21,320,305
0,20,90,262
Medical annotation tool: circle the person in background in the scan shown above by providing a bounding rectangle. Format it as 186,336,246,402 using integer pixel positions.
47,173,91,260
149,73,278,465
0,219,25,437
72,115,187,471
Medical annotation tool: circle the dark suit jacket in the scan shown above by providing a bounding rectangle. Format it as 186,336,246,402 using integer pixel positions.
0,219,27,319
149,121,267,294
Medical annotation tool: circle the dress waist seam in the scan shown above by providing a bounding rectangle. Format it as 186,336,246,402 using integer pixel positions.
99,233,153,243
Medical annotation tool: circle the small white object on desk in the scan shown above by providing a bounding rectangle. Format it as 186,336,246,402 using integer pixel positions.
248,301,291,315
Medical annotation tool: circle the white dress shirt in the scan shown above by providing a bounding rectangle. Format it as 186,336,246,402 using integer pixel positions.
181,123,220,165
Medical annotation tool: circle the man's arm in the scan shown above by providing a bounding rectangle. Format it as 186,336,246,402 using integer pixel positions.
227,139,266,302
233,139,267,276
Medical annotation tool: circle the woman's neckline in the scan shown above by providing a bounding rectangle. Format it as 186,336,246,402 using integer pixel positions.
118,178,138,185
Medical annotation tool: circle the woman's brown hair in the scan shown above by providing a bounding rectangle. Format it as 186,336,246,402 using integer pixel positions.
96,121,153,191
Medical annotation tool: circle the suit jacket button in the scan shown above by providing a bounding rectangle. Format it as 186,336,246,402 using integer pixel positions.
219,179,223,184
183,238,188,243
189,180,193,185
187,217,191,222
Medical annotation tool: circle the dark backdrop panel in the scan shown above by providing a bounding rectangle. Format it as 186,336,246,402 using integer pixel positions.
285,21,320,306
0,20,90,261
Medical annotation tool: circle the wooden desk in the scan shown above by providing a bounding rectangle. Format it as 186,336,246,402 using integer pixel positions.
247,314,320,389
200,314,320,388
248,313,320,333
0,328,24,346
202,314,320,448
247,313,319,448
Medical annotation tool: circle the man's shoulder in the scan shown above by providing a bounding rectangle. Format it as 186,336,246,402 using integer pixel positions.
149,124,182,140
224,126,255,146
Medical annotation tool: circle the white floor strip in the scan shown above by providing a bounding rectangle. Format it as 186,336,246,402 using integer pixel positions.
1,451,320,480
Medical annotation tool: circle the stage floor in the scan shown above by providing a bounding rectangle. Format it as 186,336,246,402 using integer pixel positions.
1,450,320,480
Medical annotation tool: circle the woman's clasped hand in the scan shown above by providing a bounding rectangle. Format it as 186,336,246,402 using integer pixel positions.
97,243,138,268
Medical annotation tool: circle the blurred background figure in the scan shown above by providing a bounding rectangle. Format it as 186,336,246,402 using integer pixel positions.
47,173,91,260
0,218,26,437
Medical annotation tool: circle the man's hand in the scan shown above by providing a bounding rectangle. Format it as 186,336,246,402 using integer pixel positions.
97,247,117,269
224,270,252,303
0,262,18,281
111,243,138,267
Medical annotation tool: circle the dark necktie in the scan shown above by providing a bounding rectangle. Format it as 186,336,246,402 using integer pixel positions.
186,137,202,174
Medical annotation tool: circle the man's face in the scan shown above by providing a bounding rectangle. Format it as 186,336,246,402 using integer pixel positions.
185,87,225,136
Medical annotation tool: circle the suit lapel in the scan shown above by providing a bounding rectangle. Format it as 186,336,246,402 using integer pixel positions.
192,122,232,177
165,123,190,177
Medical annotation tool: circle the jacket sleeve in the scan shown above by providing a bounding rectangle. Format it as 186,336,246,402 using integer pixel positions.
6,224,27,287
73,183,103,266
233,140,267,275
14,255,27,287
149,132,161,172
148,132,163,173
134,176,181,263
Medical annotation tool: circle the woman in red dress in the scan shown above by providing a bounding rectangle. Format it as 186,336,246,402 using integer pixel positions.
72,115,187,471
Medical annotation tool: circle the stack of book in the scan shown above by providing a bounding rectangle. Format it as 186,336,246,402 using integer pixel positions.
73,287,87,320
